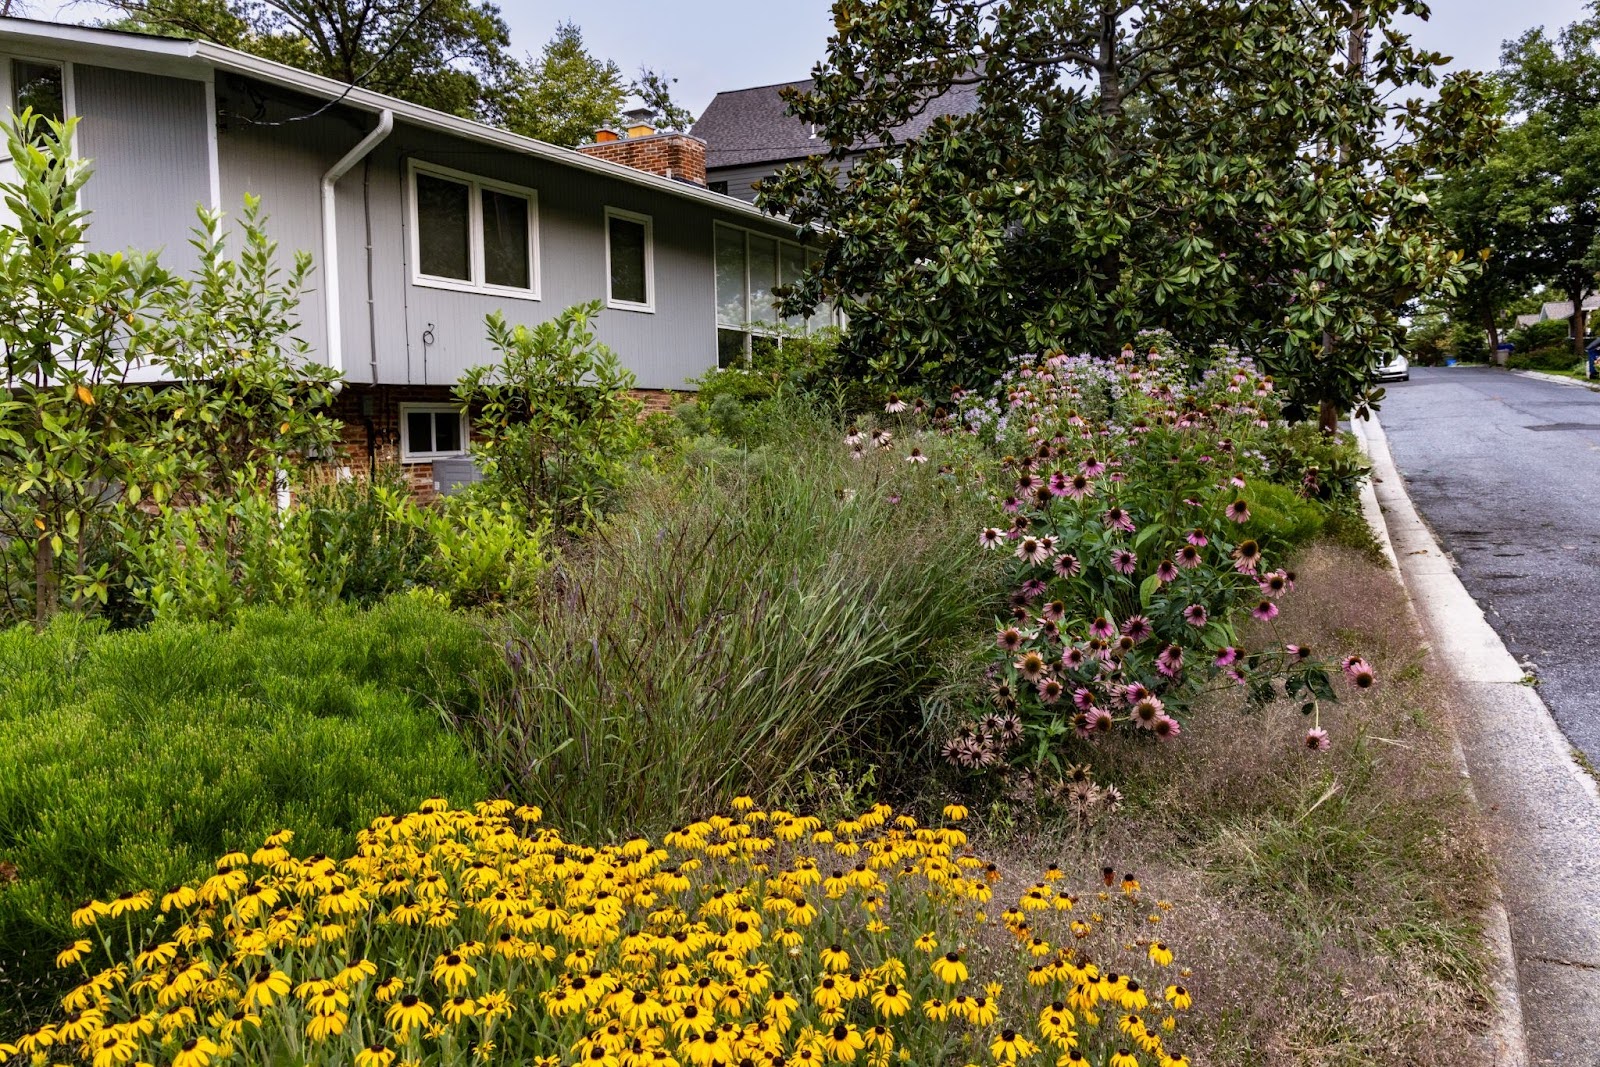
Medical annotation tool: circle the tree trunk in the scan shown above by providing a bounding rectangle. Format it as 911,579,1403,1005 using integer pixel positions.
33,532,55,630
1573,304,1588,364
1318,398,1339,435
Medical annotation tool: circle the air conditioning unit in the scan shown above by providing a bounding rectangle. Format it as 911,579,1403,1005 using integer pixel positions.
431,456,484,496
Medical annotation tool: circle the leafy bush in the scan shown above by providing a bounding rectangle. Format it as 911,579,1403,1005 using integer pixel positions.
464,424,996,837
1508,317,1568,352
457,303,645,532
1507,346,1581,373
5,800,1198,1067
0,598,492,1028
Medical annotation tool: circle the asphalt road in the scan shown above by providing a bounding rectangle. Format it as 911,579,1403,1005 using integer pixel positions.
1378,366,1600,764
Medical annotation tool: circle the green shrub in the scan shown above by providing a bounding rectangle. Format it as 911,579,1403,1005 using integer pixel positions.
1507,346,1580,373
1508,317,1569,353
464,422,998,837
0,596,491,1029
1244,480,1327,552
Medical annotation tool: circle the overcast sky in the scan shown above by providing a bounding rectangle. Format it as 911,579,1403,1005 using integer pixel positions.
39,0,1597,117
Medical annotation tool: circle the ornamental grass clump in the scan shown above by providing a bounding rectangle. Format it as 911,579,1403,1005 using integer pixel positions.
9,799,1195,1067
933,348,1372,786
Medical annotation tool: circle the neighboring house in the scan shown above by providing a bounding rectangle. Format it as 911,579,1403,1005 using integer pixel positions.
1516,294,1600,338
0,17,835,494
691,78,980,202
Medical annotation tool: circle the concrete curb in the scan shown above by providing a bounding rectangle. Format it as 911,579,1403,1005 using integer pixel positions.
1350,418,1528,1067
1353,414,1600,1066
1509,368,1600,392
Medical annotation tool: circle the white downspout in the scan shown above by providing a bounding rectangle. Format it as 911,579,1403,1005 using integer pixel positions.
319,108,393,384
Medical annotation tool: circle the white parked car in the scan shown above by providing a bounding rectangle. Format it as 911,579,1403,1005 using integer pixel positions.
1375,353,1410,382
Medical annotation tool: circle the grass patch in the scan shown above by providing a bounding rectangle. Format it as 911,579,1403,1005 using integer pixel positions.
461,429,998,838
0,595,491,1030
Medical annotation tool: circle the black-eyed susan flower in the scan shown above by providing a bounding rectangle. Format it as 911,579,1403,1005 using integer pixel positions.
54,939,91,968
171,1036,220,1067
990,1028,1040,1063
932,951,968,984
355,1045,396,1067
383,993,432,1036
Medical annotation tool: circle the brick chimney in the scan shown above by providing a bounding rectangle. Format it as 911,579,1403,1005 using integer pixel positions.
577,130,708,186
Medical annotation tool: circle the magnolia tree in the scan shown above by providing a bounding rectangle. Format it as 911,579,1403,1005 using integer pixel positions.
760,0,1498,427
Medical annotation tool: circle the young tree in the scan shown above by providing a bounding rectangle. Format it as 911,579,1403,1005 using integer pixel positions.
630,68,696,131
0,115,171,625
504,22,626,147
761,0,1496,427
101,0,512,119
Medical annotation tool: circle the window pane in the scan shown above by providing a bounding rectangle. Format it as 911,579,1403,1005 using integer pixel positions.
780,244,806,329
748,236,778,327
12,60,63,122
481,189,531,289
717,328,748,369
416,173,471,281
715,226,747,328
434,411,462,453
608,215,648,305
406,410,435,455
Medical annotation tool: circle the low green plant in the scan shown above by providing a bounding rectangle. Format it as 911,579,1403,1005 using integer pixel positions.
0,597,492,1030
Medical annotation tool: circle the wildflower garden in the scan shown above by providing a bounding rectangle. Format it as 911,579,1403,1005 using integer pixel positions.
2,113,1492,1064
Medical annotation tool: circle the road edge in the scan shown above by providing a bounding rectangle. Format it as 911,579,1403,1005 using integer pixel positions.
1349,416,1531,1067
1509,368,1600,392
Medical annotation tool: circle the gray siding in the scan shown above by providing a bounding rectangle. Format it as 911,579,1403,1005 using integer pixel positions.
211,83,799,390
75,65,211,271
708,155,858,203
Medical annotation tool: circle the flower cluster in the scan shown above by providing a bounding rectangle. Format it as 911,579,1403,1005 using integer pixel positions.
8,800,1194,1067
946,347,1370,771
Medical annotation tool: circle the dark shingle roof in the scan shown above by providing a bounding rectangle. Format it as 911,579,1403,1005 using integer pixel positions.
691,78,980,170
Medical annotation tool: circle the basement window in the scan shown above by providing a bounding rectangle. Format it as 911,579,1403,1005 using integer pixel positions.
400,404,468,463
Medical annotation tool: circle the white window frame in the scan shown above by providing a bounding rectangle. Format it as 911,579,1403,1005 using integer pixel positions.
0,54,75,125
604,206,655,313
406,159,540,301
398,402,470,464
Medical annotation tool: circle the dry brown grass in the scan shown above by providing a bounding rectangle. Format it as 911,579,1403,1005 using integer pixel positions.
977,543,1495,1066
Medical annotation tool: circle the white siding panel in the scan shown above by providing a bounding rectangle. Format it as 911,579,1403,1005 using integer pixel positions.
74,65,211,271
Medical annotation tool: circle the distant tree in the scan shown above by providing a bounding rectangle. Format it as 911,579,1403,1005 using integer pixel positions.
630,68,696,131
761,0,1498,430
100,0,512,119
503,22,625,146
1493,14,1600,362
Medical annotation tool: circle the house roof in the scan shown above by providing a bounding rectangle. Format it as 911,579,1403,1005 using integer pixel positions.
691,77,981,170
1538,294,1600,321
0,16,782,226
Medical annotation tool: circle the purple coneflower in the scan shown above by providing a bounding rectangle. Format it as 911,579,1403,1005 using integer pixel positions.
1111,548,1138,575
1102,507,1136,534
1132,695,1165,727
1155,561,1179,584
1089,616,1117,641
1040,600,1065,623
1037,678,1065,704
1225,499,1251,523
906,448,929,464
1286,643,1312,660
1156,645,1184,677
850,445,866,461
1081,457,1106,477
1214,646,1241,667
1063,648,1088,671
1014,651,1049,681
886,493,902,505
978,527,1005,550
871,427,892,446
884,394,907,414
1054,553,1081,579
1072,685,1096,711
1251,601,1278,622
1121,615,1153,643
996,628,1024,652
1259,569,1289,598
1343,657,1377,689
844,427,864,446
1151,714,1181,739
1226,667,1248,685
1175,545,1202,569
1015,472,1041,494
1015,537,1051,566
1182,604,1208,628
1231,539,1261,574
1075,706,1114,739
1003,495,1023,514
1304,727,1330,752
1020,578,1048,600
1122,681,1152,707
1186,528,1209,547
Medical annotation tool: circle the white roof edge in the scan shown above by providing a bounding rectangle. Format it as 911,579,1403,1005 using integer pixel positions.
0,17,787,227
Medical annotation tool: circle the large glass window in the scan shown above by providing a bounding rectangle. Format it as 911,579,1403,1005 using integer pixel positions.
416,173,471,282
712,223,838,366
12,59,64,122
409,163,537,296
481,188,531,289
606,209,652,310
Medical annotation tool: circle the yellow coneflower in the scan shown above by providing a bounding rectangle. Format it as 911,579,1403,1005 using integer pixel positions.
355,1045,396,1067
819,1022,865,1062
55,940,92,968
990,1029,1040,1063
383,993,433,1036
171,1036,220,1067
931,951,968,985
431,952,477,993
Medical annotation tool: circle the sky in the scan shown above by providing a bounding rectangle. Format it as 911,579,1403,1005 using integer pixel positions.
35,0,1598,118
